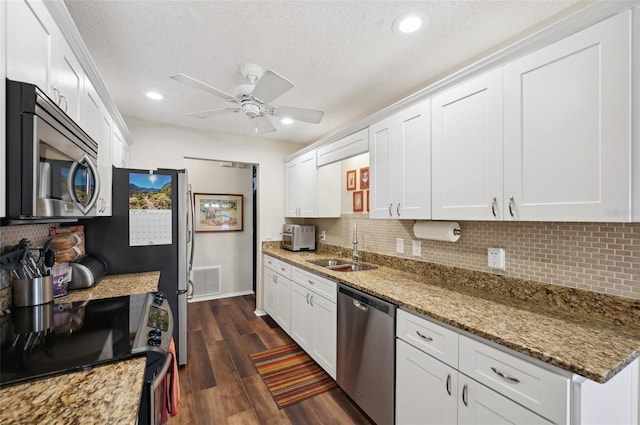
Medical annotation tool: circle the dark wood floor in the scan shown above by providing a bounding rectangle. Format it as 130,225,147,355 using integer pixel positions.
167,295,373,425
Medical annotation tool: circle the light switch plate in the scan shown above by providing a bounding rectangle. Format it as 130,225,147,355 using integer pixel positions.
396,238,404,254
319,230,327,241
412,240,421,256
488,247,506,270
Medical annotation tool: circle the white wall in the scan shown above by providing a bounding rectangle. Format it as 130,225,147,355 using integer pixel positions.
125,118,301,306
341,153,370,215
186,159,253,298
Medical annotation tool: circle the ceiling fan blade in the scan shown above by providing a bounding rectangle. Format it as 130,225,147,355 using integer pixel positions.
188,108,240,119
170,73,239,102
275,106,324,124
254,115,276,134
251,70,294,103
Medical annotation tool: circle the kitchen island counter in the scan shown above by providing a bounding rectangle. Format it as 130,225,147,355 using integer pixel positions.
0,271,160,425
263,244,640,384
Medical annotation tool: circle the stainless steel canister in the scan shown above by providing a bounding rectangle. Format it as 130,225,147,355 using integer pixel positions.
13,275,54,306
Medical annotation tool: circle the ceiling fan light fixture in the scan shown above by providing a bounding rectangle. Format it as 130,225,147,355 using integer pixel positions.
280,117,294,125
145,90,164,100
393,12,428,34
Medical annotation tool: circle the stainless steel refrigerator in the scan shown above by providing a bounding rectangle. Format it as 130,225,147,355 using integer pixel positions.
81,167,194,365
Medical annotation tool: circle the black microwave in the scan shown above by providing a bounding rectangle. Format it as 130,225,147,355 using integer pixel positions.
4,79,101,223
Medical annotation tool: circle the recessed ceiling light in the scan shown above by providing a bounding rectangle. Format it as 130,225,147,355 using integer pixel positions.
393,13,428,34
145,91,164,100
280,117,294,125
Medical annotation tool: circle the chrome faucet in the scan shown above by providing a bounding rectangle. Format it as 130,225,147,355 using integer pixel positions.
352,223,360,263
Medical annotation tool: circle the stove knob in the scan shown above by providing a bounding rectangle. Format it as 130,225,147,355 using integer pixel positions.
148,336,161,347
148,329,161,338
153,293,165,306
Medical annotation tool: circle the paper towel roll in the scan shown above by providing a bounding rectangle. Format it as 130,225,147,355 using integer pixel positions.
413,221,461,242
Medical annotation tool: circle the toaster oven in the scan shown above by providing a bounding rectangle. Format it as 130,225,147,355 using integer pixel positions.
282,224,316,251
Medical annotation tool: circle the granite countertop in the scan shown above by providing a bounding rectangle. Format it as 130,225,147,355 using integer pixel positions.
0,271,160,425
263,244,640,384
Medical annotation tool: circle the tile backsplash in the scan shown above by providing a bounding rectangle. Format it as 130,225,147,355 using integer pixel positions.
307,216,640,300
0,224,53,289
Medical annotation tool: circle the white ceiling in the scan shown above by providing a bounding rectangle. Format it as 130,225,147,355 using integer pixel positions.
64,0,589,145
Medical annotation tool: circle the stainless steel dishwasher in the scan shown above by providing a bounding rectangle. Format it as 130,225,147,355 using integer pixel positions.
337,284,396,425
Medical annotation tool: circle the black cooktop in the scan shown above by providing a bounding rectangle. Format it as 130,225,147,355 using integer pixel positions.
0,292,173,387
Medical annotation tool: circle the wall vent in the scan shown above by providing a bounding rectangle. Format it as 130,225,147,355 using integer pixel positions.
191,266,221,300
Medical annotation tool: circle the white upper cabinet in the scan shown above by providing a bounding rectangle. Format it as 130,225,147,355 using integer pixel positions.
503,11,632,222
6,0,56,94
53,36,84,123
112,126,124,167
432,69,504,220
285,150,317,217
284,150,340,218
370,99,431,219
316,128,369,167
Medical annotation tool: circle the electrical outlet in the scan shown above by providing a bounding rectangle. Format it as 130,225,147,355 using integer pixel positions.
488,248,506,270
319,230,327,241
412,240,421,256
396,238,404,254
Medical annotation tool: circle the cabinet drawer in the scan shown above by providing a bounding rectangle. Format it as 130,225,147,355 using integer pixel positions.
459,336,569,424
264,255,291,278
292,267,337,303
397,309,459,368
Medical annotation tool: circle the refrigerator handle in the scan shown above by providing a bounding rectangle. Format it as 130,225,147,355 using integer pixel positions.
187,184,195,270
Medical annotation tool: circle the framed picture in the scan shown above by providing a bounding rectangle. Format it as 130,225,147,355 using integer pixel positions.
360,166,370,189
194,193,243,232
346,169,357,190
353,190,364,212
366,190,369,212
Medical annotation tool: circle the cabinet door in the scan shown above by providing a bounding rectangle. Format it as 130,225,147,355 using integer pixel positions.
310,293,336,379
504,11,631,222
263,267,277,318
298,152,318,217
458,375,552,425
396,99,431,219
290,283,313,352
98,111,113,216
275,276,291,333
370,99,431,219
6,0,56,95
54,37,83,123
284,159,300,217
112,126,124,167
369,117,393,218
432,70,503,220
396,340,457,425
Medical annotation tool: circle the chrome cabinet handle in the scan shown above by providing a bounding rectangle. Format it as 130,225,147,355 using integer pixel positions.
52,86,60,104
491,367,521,384
508,196,515,218
416,330,433,341
309,294,314,307
272,274,277,283
306,293,310,304
388,203,393,217
280,267,286,272
462,384,468,406
491,197,497,217
60,93,68,112
308,279,315,285
446,374,452,396
396,203,401,216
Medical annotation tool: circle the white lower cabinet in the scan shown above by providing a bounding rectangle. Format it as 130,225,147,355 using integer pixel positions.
397,308,639,425
263,255,292,333
262,257,337,379
290,267,337,379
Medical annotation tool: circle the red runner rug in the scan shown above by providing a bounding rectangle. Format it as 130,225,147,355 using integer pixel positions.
249,344,337,408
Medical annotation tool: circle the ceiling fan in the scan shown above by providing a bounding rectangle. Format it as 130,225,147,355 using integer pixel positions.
169,63,324,134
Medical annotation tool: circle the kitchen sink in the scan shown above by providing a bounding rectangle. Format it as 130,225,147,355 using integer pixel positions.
307,259,377,272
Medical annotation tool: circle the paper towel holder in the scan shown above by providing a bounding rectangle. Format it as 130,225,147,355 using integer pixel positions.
413,221,462,242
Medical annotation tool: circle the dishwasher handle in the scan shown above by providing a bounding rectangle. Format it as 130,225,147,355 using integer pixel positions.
339,285,395,316
353,299,368,311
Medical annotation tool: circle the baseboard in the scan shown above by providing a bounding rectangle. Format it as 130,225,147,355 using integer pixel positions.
254,310,267,317
188,290,255,303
